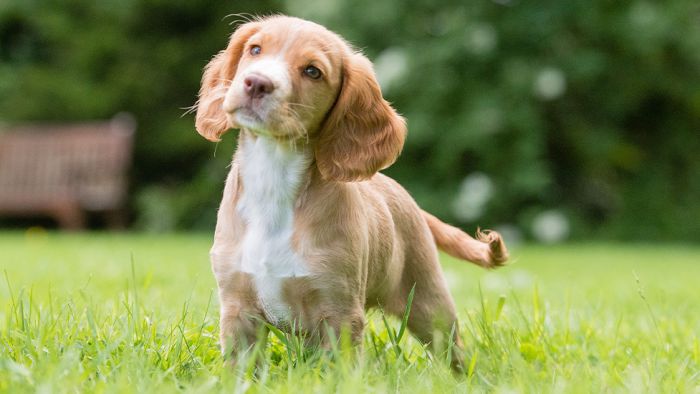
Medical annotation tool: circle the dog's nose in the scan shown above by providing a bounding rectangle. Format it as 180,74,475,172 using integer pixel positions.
243,75,274,99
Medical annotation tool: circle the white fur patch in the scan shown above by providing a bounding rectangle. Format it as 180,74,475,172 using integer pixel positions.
237,136,311,325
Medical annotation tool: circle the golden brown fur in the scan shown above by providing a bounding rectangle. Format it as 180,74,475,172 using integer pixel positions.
194,15,508,371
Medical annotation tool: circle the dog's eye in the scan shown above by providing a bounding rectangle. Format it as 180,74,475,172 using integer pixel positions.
250,45,261,56
303,65,322,80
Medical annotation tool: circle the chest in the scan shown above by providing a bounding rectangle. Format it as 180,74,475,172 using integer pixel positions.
236,137,311,324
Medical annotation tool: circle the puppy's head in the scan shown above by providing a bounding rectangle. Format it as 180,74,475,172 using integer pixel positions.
195,15,406,181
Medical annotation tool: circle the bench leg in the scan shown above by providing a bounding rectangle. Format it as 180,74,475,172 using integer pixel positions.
53,204,86,230
105,209,127,230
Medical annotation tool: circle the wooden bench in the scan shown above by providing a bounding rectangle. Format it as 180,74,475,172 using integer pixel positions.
0,114,135,229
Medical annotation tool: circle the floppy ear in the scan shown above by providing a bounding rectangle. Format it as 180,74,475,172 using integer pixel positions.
315,52,407,182
195,22,260,141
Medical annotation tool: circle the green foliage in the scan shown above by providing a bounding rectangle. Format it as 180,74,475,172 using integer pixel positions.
1,1,699,239
311,0,700,241
1,233,699,391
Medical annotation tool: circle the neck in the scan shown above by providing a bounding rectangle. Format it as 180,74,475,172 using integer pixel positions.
236,131,312,230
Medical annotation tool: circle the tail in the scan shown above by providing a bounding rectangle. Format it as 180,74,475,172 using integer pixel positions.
422,210,508,269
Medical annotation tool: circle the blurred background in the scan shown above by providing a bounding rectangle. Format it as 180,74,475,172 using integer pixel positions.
0,0,698,242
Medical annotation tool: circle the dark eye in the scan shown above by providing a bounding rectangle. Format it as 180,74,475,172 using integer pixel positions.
303,65,322,80
250,45,261,56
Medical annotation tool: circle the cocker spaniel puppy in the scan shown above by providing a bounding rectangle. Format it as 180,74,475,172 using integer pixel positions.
195,15,508,370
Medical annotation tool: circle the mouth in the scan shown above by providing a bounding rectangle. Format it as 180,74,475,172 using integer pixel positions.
229,106,265,129
229,106,287,139
227,102,306,141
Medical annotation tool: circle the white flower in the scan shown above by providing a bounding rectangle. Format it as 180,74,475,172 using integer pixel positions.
493,223,523,247
452,172,494,221
373,47,409,93
464,23,497,56
533,67,566,100
531,209,570,243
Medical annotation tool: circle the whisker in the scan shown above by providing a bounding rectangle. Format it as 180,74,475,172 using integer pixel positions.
212,77,234,84
285,107,301,119
201,87,228,101
224,13,257,27
287,102,315,110
180,104,198,117
279,106,309,148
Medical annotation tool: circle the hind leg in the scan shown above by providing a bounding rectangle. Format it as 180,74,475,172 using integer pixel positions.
409,287,466,372
389,266,466,372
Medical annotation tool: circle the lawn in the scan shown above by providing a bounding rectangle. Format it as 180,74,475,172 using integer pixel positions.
1,231,699,393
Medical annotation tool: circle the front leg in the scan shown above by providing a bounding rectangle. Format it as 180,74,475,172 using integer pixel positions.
283,277,366,351
317,308,366,351
219,303,267,366
216,272,267,367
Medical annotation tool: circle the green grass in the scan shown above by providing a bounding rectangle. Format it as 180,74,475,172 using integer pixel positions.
1,231,699,393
